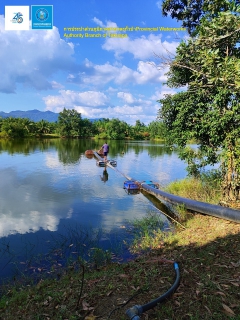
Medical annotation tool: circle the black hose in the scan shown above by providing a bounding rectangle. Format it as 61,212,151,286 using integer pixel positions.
126,262,180,319
141,262,180,312
141,184,240,223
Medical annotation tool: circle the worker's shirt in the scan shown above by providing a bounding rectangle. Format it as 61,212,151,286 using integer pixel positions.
102,144,109,152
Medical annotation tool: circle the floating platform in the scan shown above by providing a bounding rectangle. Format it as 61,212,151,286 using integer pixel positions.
141,180,159,189
123,180,140,190
96,159,117,167
123,180,140,195
108,159,117,167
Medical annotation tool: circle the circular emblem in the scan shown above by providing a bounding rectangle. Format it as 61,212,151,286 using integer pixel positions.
17,16,23,23
36,8,48,21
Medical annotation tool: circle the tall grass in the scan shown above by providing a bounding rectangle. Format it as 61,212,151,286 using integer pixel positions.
128,211,170,254
164,170,222,205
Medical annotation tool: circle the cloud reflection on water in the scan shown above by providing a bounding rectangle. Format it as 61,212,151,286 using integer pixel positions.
0,167,73,237
0,141,188,239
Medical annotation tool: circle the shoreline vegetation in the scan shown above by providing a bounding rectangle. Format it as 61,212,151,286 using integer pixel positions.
0,108,167,141
1,177,239,319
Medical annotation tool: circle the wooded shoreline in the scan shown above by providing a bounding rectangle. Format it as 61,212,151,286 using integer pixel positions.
0,108,166,141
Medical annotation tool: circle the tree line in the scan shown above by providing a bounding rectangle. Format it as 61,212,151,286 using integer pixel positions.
159,0,240,202
0,108,166,140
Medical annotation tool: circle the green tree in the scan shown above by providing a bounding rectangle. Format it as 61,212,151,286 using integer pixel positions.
21,118,36,135
158,7,240,202
147,121,166,139
161,0,239,35
37,119,51,135
106,119,128,139
0,117,27,138
132,120,146,140
57,108,82,137
92,118,109,138
0,118,3,136
49,122,58,134
124,123,133,138
81,118,96,137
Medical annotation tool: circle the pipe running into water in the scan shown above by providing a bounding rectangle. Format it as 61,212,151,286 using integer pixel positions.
141,184,240,223
92,151,240,223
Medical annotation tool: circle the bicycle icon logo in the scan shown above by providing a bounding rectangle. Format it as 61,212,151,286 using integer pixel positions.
12,12,23,23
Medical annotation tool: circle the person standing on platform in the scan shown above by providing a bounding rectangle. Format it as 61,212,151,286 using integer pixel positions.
101,142,109,162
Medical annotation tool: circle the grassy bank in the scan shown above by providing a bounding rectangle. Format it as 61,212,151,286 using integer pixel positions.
164,173,222,205
0,214,239,319
0,176,239,319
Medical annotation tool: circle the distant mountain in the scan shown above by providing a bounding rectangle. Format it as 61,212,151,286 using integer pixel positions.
0,110,101,123
0,110,59,122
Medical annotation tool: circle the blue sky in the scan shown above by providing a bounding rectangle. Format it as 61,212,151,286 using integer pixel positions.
0,0,187,124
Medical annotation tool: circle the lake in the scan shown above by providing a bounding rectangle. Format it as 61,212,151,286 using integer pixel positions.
0,139,188,282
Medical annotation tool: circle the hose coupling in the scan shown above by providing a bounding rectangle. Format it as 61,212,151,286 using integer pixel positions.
126,305,143,319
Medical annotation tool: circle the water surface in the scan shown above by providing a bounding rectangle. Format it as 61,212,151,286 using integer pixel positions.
0,139,188,281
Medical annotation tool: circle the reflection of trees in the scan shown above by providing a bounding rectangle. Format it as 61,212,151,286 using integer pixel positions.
53,139,108,165
55,139,82,165
0,138,177,163
78,139,103,152
122,142,173,158
104,140,126,156
0,138,99,164
0,139,56,155
92,140,175,159
145,145,173,158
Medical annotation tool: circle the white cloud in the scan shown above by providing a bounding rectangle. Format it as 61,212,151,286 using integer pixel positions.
81,104,153,124
117,92,135,104
150,85,186,101
114,104,143,115
51,81,65,89
43,86,174,124
44,90,109,111
93,17,179,60
136,61,168,84
106,86,118,93
92,17,104,27
68,59,168,86
156,1,162,9
0,15,75,93
102,34,179,60
92,17,118,30
150,86,177,101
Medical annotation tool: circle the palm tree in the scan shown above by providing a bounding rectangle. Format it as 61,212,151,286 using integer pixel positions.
37,119,51,135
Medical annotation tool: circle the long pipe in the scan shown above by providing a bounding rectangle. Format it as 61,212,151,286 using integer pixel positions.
92,151,240,223
141,184,240,223
126,262,180,320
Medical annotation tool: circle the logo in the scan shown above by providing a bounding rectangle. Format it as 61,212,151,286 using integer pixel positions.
12,12,23,23
36,8,48,22
31,5,53,29
5,6,29,30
